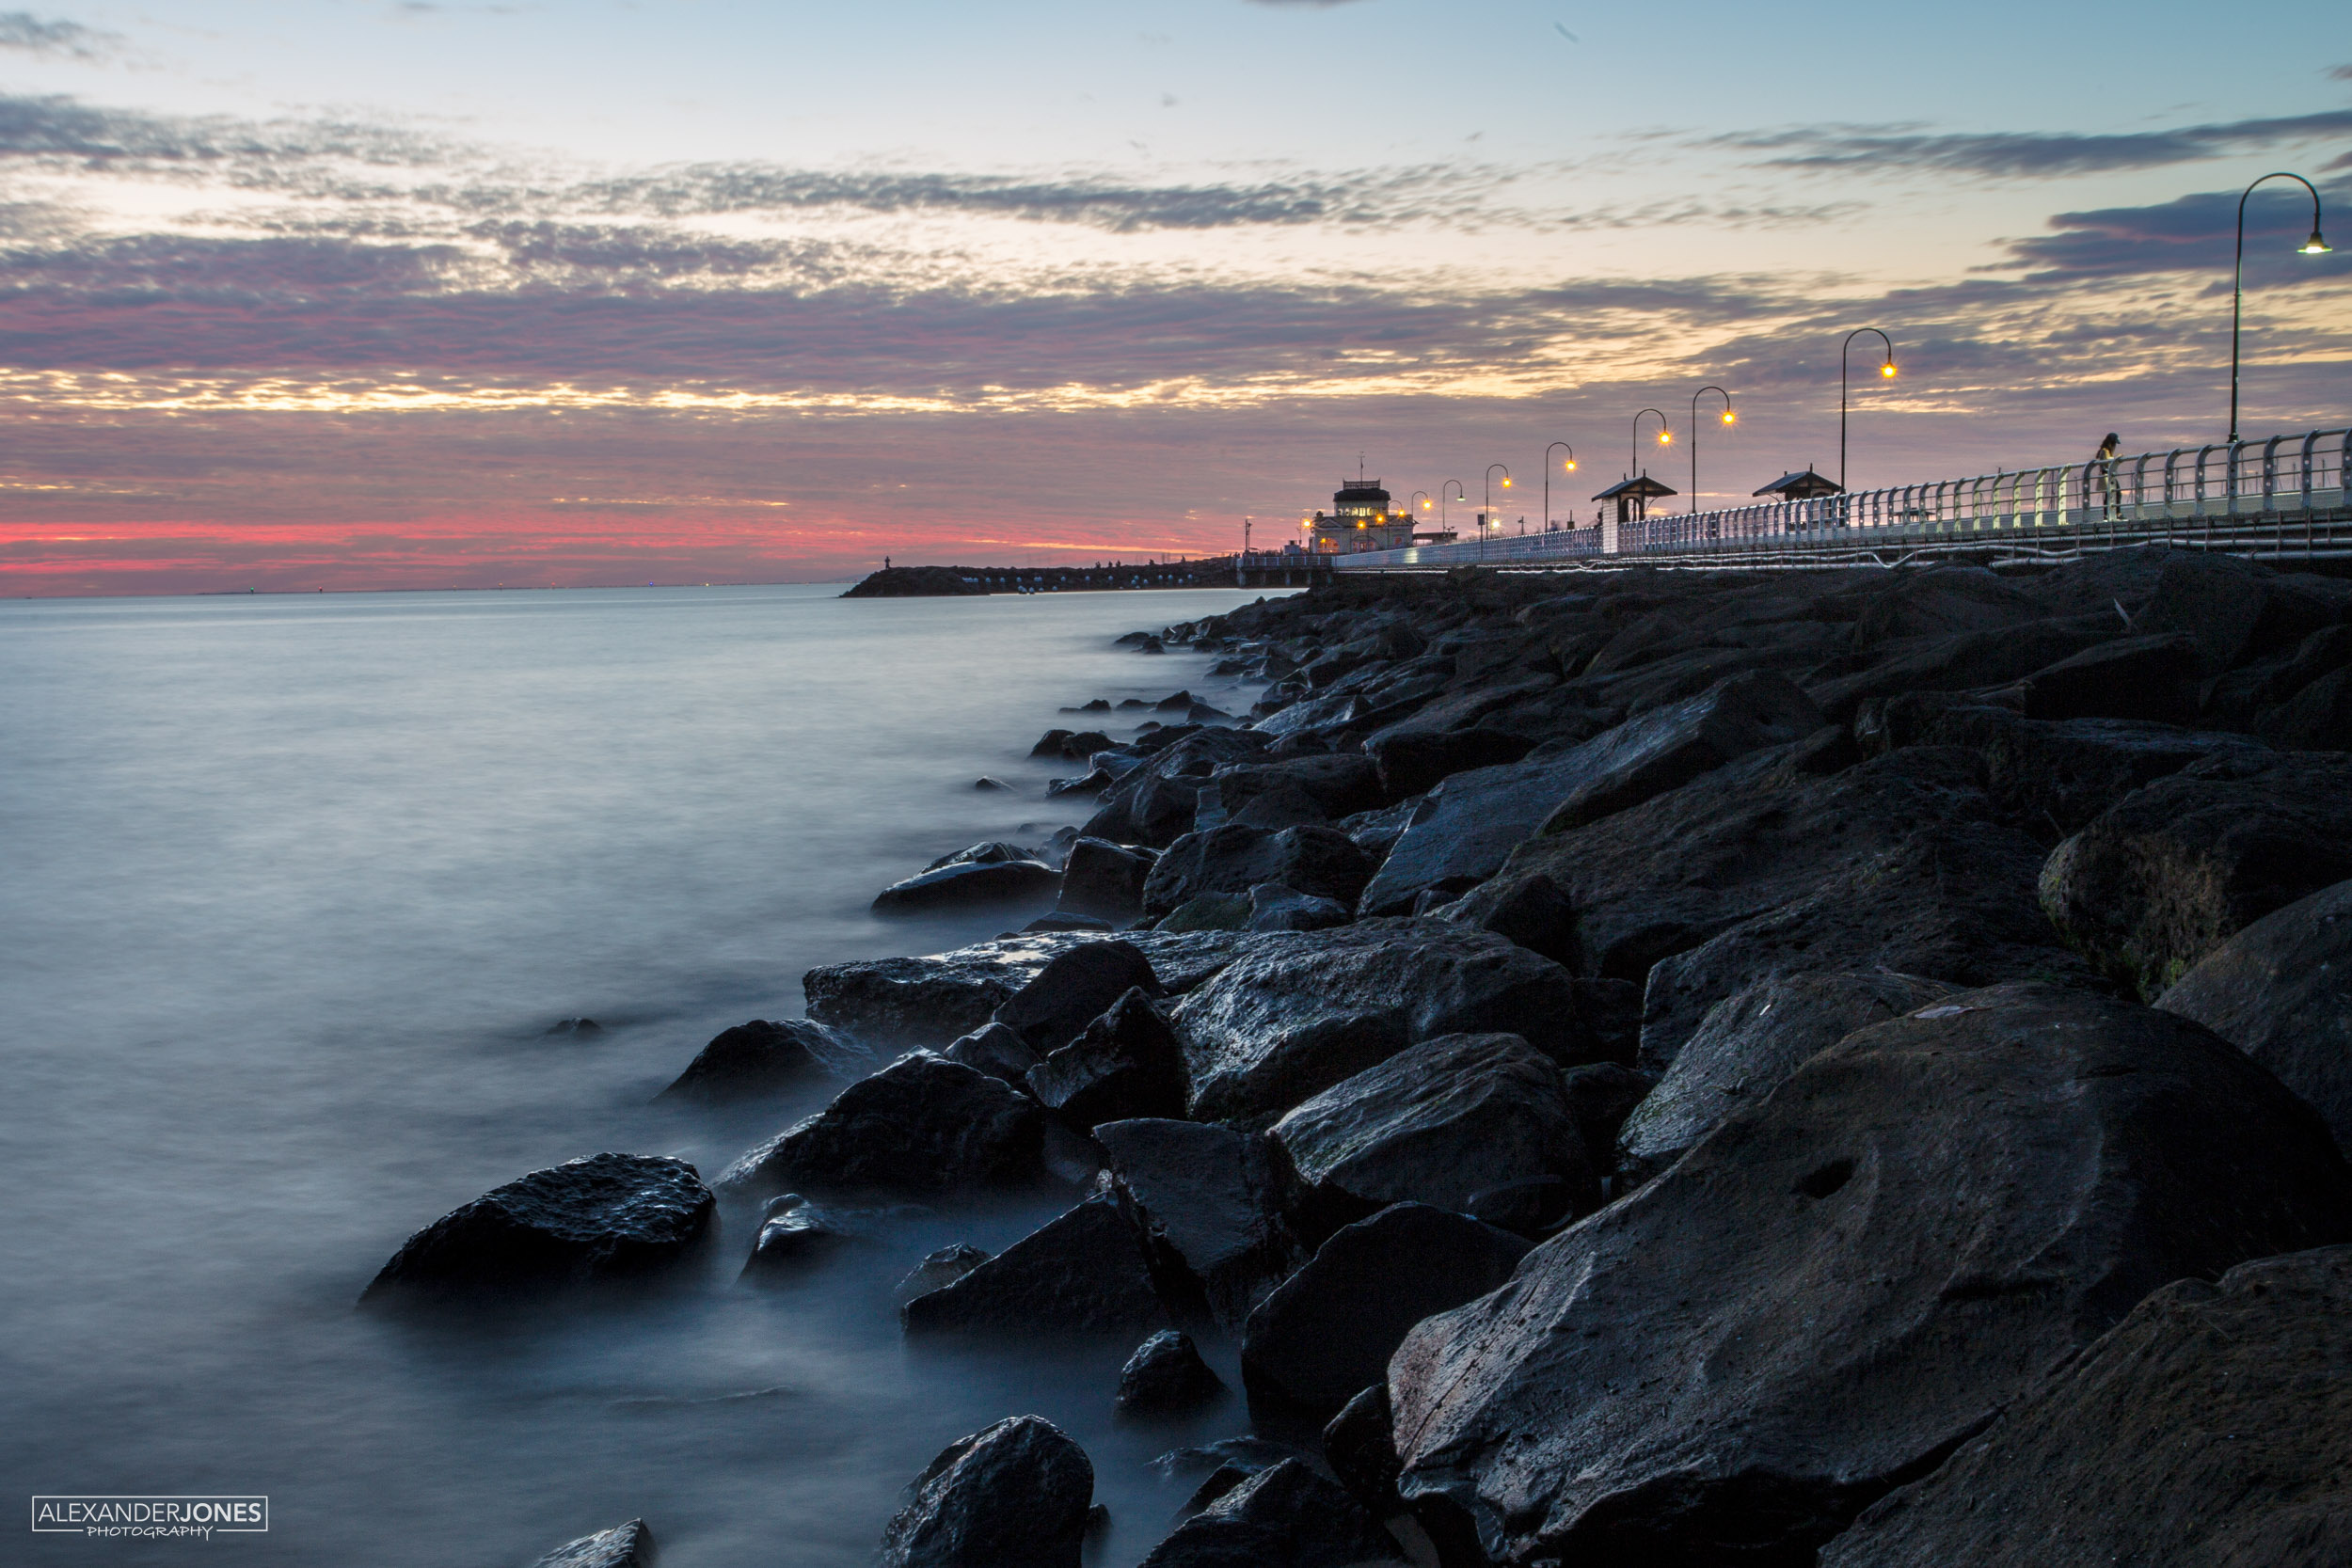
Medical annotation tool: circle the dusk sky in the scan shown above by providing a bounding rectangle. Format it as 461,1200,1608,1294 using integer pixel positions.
2,0,2346,593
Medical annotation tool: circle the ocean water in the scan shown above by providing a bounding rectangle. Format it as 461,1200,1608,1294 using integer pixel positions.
0,582,1285,1567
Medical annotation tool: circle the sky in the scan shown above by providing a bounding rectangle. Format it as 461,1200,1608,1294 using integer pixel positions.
1,0,2347,593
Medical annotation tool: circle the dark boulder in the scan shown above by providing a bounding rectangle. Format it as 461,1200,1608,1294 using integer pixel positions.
900,1193,1176,1338
1908,705,2268,838
1359,673,1825,914
530,1518,658,1568
1462,1174,1576,1237
993,939,1164,1055
1243,1202,1528,1417
1158,893,1252,932
1246,883,1352,933
1096,1117,1306,1333
2159,878,2352,1154
1268,1033,1594,1223
1142,825,1375,918
1137,1458,1404,1568
805,930,1223,1052
879,1415,1094,1568
1558,1061,1657,1176
1323,1383,1402,1513
2040,750,2352,1000
1083,728,1272,849
1031,728,1115,759
1172,921,1598,1129
1333,799,1421,861
2261,662,2352,751
2134,550,2351,676
717,1053,1042,1202
1618,970,1953,1175
1390,982,2352,1567
1210,753,1386,822
362,1153,714,1302
873,856,1058,913
1027,988,1191,1127
1116,1329,1226,1415
2016,631,2199,723
1846,565,2042,650
1366,726,1536,800
941,1021,1041,1086
656,1018,868,1102
1809,616,2117,724
895,1243,990,1303
1054,838,1157,923
1823,1245,2352,1568
1454,744,2081,1062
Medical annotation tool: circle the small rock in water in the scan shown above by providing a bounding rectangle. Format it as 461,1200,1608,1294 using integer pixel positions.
718,1053,1042,1202
973,776,1011,791
895,1243,992,1304
901,1193,1174,1338
657,1018,866,1102
530,1517,658,1568
1118,697,1152,708
1061,698,1114,713
872,855,1059,914
879,1415,1095,1568
1154,690,1196,711
1117,1330,1225,1415
1054,838,1157,923
547,1017,602,1036
1136,1459,1402,1567
363,1153,714,1302
739,1196,895,1280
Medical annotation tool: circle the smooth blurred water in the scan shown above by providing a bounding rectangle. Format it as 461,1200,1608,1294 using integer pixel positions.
0,582,1282,1567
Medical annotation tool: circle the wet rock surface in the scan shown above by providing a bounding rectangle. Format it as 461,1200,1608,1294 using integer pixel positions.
529,1518,659,1568
364,1153,715,1302
717,1053,1042,1202
1136,1458,1404,1568
656,1018,868,1101
900,1192,1176,1338
1096,1117,1305,1333
1244,1202,1530,1417
1268,1032,1594,1223
878,1415,1094,1568
1116,1329,1226,1415
1142,823,1375,917
1822,1245,2352,1568
1390,981,2352,1567
1173,921,1597,1129
1026,987,1192,1128
993,939,1164,1055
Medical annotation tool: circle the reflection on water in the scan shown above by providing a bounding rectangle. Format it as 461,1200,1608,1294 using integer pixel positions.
0,583,1279,1566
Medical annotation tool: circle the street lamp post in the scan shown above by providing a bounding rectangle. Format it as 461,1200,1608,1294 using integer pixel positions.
1839,329,1897,490
1439,479,1465,534
1544,442,1577,531
1485,464,1512,542
2229,172,2331,442
1689,386,1732,515
1631,408,1671,475
1410,488,1431,524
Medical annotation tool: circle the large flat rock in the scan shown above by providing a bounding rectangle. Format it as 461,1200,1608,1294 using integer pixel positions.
1824,1245,2352,1568
717,1053,1042,1201
1171,920,1595,1130
1390,982,2352,1566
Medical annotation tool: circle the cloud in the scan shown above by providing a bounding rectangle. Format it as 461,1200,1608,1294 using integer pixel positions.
0,92,457,170
0,10,119,58
1984,181,2352,281
1708,109,2352,179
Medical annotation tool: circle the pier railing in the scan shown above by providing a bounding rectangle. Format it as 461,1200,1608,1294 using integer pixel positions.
1331,426,2352,572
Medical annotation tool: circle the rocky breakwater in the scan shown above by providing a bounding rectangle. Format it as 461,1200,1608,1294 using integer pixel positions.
387,547,2352,1566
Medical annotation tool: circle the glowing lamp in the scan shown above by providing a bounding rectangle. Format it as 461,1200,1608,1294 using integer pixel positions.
1565,459,1577,470
1881,362,1898,379
1721,410,1736,424
1658,430,1673,445
2302,229,2333,254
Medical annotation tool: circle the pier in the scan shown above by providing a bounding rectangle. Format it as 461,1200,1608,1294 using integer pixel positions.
1329,426,2352,574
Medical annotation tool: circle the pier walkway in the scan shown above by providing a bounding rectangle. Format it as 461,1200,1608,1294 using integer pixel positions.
1329,426,2351,575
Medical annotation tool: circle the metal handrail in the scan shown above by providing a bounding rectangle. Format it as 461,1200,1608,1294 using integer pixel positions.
1331,426,2349,571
